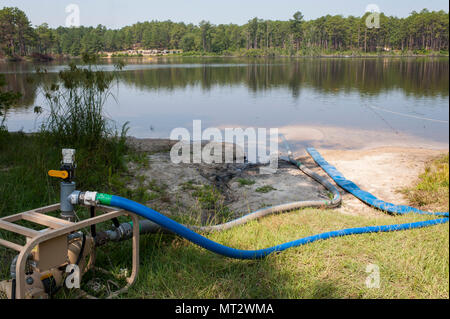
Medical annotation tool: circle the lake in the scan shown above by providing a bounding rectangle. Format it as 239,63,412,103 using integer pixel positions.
1,57,448,153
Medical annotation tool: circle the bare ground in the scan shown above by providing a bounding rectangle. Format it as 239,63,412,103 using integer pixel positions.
125,137,448,221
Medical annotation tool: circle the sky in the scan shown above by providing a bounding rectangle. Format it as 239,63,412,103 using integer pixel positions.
1,0,449,29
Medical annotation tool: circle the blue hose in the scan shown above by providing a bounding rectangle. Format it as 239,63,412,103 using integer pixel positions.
105,194,448,260
306,148,449,218
95,148,448,260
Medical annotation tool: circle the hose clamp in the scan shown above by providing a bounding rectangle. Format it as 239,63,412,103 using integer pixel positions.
68,190,81,205
83,191,98,206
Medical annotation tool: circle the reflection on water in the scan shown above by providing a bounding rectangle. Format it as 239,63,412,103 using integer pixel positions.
1,57,449,149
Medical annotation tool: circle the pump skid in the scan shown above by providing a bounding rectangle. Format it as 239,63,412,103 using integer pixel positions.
0,204,140,299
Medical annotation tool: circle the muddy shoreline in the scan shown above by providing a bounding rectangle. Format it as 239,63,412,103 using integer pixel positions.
125,137,448,221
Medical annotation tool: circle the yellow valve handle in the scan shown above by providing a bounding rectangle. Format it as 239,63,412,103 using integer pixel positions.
48,170,69,179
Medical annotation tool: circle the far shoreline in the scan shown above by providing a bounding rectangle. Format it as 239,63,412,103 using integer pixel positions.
1,52,449,63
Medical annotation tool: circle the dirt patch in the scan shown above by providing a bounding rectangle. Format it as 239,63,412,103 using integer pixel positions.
124,139,330,222
125,138,448,221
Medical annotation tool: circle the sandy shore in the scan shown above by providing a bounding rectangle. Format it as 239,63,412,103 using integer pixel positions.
278,124,449,153
125,136,448,220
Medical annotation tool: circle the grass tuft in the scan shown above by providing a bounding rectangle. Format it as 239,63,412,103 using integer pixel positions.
237,178,256,187
402,153,449,211
256,185,276,193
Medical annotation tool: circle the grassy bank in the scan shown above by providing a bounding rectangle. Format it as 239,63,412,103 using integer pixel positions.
403,154,449,211
175,48,449,58
90,211,447,299
2,48,448,63
87,150,448,299
0,134,448,298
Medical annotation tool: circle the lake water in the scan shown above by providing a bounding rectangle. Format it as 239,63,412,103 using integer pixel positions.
1,57,448,153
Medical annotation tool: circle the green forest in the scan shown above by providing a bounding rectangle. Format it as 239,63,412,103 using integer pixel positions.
0,7,449,58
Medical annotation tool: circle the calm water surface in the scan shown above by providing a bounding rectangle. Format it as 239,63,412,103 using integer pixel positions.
1,57,448,150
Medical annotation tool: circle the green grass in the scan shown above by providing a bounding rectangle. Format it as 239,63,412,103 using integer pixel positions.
178,48,450,58
402,153,449,211
192,185,220,209
93,152,449,299
1,138,448,299
237,178,256,187
69,153,449,299
86,210,448,299
180,180,199,191
191,185,232,223
0,131,130,278
256,185,276,193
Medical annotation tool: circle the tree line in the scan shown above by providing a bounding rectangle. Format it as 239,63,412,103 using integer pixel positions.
0,7,448,58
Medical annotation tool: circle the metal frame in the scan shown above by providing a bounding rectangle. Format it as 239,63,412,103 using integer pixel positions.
0,204,140,299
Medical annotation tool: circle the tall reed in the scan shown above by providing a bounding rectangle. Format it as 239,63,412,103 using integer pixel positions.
37,53,126,149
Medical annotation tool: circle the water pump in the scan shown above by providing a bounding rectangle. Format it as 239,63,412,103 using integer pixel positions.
0,149,140,299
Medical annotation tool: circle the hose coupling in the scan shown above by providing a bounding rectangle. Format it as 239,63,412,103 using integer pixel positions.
96,222,134,245
108,222,133,242
83,192,98,206
69,191,98,206
116,222,133,240
68,190,81,205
